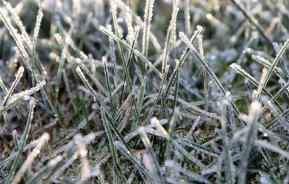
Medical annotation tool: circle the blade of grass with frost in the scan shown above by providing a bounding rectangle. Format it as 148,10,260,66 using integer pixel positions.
139,127,164,184
230,63,282,110
170,4,177,55
119,27,140,112
263,99,287,126
235,33,257,66
273,42,289,79
108,25,118,89
102,109,134,154
197,30,209,111
32,8,43,50
49,134,97,181
110,3,126,61
260,147,274,167
5,99,35,184
168,94,177,135
109,86,132,121
168,0,179,118
172,140,206,168
100,27,147,124
100,107,127,183
93,89,132,136
0,137,47,169
1,66,24,107
98,26,162,78
144,94,222,120
0,7,29,62
49,151,79,181
161,93,223,117
180,32,245,125
0,3,55,114
124,119,168,142
0,81,46,114
136,77,146,117
109,3,134,109
229,63,272,97
266,108,289,129
123,57,143,125
12,133,50,184
93,166,107,184
254,140,289,159
0,75,8,93
255,68,268,101
252,55,283,79
3,1,32,49
267,81,289,106
171,65,179,117
165,107,177,161
114,141,151,180
179,32,225,95
55,27,73,98
12,130,20,151
76,136,91,183
54,29,87,60
220,116,234,184
26,156,62,184
184,0,191,34
165,161,211,184
256,123,289,143
186,116,202,138
75,58,106,94
75,66,102,103
161,1,179,79
110,0,161,51
103,57,115,112
127,170,137,184
125,12,134,44
142,78,167,125
225,92,237,131
142,0,155,57
164,28,201,100
62,70,77,112
178,138,220,157
230,0,274,50
2,1,49,85
109,3,127,88
238,101,262,184
262,39,289,88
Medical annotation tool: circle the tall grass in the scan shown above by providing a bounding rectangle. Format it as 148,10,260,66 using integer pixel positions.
1,0,289,183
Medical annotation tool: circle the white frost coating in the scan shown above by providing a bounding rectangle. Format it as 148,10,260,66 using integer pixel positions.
8,80,46,104
138,126,146,134
142,152,153,173
150,117,169,138
226,91,232,101
33,9,43,42
229,63,242,71
142,0,155,56
76,67,90,91
22,95,31,101
249,101,262,117
17,66,25,75
1,66,25,106
48,155,63,167
75,58,82,65
164,160,175,168
12,133,50,184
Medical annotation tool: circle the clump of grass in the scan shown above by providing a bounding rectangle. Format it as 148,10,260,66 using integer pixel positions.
1,0,289,183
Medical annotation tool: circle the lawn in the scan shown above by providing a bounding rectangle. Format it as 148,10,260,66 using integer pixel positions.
0,0,289,183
